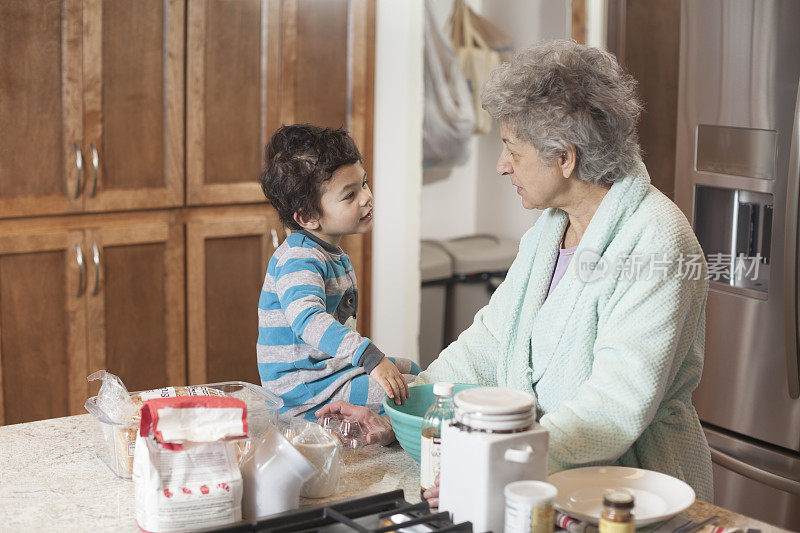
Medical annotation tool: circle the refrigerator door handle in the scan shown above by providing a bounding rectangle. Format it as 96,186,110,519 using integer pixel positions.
710,446,800,495
784,79,800,399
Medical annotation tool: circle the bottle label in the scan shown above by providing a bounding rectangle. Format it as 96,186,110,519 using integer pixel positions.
505,499,554,533
420,434,441,491
599,518,635,533
139,387,177,401
531,505,554,532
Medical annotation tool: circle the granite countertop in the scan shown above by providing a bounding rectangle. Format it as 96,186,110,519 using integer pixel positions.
0,414,789,532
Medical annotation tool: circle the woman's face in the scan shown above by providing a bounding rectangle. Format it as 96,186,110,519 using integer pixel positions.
496,125,567,210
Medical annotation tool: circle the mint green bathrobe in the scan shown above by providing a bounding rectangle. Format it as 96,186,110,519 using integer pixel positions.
417,163,713,501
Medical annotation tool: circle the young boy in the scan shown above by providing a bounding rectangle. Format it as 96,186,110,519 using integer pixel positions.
257,124,421,419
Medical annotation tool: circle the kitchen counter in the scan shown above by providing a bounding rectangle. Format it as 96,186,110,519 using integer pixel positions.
0,414,789,532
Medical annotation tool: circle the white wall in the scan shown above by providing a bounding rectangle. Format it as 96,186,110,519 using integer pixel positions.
370,0,424,362
421,0,570,242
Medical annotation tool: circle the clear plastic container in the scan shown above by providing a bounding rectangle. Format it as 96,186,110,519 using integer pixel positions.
84,381,283,479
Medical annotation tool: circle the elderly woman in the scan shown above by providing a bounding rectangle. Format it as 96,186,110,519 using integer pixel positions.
319,40,713,501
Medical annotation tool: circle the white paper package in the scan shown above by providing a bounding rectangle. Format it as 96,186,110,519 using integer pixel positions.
133,396,247,532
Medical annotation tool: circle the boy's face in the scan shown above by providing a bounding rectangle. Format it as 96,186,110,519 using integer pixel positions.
305,161,373,245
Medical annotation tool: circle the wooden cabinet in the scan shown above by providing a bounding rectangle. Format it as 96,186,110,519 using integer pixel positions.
82,0,185,213
186,210,284,385
0,216,184,424
0,230,87,425
186,0,271,205
0,0,184,219
85,220,185,393
0,0,375,425
0,0,84,218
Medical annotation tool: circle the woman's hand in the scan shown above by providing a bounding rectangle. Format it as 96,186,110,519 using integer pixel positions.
315,401,396,446
422,475,440,508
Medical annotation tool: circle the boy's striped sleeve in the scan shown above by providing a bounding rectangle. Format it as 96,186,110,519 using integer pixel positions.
273,247,385,372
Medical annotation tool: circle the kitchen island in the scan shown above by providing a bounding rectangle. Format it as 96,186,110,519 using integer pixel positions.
0,414,788,532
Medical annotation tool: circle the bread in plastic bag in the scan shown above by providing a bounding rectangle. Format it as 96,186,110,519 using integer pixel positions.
86,370,230,478
87,370,138,424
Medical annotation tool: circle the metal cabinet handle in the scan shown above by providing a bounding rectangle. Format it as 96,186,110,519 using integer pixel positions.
89,143,99,198
784,79,800,398
74,244,85,297
91,242,100,296
270,228,279,248
710,446,800,495
73,143,84,199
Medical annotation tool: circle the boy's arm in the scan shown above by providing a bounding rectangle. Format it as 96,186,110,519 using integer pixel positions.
274,250,384,372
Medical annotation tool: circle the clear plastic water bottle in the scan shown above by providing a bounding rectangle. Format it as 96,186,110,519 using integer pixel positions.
420,382,455,501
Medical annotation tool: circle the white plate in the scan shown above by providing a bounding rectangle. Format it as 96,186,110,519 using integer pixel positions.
547,466,696,527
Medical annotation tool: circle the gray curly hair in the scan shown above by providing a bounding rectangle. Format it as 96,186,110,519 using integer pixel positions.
481,40,642,186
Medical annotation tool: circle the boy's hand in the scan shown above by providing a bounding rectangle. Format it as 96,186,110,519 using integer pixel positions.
369,358,410,405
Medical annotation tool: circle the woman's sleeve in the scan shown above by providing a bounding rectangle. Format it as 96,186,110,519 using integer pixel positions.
539,250,706,471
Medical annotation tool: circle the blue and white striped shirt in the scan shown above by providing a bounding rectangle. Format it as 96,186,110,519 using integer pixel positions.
257,230,385,418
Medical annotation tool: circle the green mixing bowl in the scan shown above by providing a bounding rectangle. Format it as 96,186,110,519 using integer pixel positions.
382,383,478,462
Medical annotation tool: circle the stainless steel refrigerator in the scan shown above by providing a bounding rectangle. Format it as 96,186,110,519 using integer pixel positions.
673,1,800,529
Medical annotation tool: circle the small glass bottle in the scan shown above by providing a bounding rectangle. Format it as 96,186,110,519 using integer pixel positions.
420,382,455,501
599,490,635,533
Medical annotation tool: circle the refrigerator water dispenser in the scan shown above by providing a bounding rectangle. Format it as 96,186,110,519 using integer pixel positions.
693,185,772,295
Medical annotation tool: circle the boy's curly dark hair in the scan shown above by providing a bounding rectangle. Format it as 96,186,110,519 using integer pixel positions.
260,124,362,230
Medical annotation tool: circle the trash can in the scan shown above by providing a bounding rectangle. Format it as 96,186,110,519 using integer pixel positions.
419,240,453,369
440,234,519,345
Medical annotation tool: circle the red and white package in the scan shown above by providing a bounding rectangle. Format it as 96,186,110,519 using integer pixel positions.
133,396,248,532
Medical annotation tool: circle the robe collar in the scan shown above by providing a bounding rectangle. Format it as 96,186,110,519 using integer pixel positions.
495,162,653,394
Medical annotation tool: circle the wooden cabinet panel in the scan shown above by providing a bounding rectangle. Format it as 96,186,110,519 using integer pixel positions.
204,1,264,187
187,213,283,385
83,0,185,212
0,231,87,424
290,0,350,126
86,222,185,393
187,0,268,205
0,0,84,218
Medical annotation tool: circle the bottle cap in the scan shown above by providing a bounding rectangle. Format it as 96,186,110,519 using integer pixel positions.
433,382,454,396
504,480,558,504
603,490,634,509
454,387,534,415
453,387,535,431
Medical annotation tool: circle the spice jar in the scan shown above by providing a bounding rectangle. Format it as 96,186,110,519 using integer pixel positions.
504,480,557,533
599,490,635,533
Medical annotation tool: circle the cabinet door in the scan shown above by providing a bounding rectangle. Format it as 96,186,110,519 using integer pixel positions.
0,0,84,218
85,221,185,393
82,0,185,213
0,230,87,424
278,0,375,334
186,0,270,205
186,213,282,385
